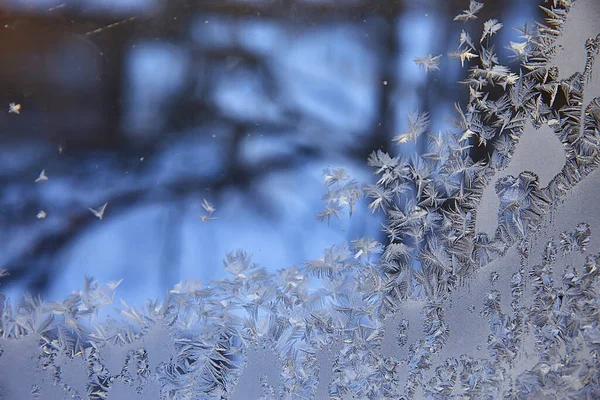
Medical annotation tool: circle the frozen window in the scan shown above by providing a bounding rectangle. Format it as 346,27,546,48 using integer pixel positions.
1,0,599,398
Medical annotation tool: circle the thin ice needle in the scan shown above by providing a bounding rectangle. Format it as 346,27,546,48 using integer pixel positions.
202,198,216,215
89,202,108,220
35,169,48,183
201,198,217,222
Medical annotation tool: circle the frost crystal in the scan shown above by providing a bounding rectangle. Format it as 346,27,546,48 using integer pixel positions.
89,202,108,220
34,169,48,183
8,102,21,115
453,0,484,22
393,110,431,145
414,54,442,73
318,168,363,220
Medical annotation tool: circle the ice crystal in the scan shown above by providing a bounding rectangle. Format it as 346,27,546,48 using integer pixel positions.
34,169,48,183
393,110,431,145
453,0,484,22
8,102,21,115
318,168,363,220
481,19,503,43
89,202,108,220
413,54,442,73
200,198,218,222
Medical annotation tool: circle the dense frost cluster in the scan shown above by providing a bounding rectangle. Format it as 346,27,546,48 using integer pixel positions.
1,0,600,398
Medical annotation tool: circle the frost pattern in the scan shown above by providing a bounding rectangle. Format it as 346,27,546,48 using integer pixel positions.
1,0,600,399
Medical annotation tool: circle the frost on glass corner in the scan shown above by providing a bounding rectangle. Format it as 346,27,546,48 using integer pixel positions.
1,0,600,399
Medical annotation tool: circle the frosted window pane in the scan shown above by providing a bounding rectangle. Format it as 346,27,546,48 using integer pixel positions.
1,0,600,398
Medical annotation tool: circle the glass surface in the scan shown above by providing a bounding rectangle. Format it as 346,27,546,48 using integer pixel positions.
0,0,599,398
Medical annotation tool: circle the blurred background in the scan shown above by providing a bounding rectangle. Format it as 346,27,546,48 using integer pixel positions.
0,0,539,304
